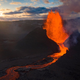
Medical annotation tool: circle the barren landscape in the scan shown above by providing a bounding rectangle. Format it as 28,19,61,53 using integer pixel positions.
0,19,80,80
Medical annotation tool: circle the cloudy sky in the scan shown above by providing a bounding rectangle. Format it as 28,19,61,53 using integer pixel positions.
0,0,79,21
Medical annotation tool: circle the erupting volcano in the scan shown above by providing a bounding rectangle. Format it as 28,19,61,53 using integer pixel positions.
43,10,69,61
0,10,69,80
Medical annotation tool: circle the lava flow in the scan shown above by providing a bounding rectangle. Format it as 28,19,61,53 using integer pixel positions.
0,10,69,80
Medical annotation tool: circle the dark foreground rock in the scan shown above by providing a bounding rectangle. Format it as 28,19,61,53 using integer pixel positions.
16,34,80,80
16,27,59,53
0,28,80,80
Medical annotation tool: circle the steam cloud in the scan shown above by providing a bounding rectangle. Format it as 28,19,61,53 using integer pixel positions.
64,16,80,48
59,0,80,15
58,0,80,48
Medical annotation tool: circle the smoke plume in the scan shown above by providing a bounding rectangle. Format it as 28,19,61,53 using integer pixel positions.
58,0,80,48
59,0,80,15
63,18,80,48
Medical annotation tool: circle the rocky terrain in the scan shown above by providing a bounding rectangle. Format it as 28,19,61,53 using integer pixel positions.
0,19,80,80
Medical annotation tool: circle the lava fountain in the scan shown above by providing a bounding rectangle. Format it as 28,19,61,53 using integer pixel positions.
43,10,69,61
0,10,69,80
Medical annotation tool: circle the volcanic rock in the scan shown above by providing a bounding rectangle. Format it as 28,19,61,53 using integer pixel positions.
16,27,59,57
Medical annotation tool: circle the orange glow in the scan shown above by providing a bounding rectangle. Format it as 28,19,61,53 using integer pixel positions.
0,10,69,80
43,10,69,43
0,11,4,17
43,10,69,66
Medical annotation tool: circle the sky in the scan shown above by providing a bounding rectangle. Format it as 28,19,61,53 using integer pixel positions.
0,0,80,21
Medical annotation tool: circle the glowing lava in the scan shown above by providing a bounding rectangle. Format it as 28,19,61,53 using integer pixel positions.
0,10,69,80
43,10,69,60
43,10,69,43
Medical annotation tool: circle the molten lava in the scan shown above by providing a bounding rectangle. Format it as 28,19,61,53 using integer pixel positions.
43,10,69,61
0,10,69,80
43,10,69,43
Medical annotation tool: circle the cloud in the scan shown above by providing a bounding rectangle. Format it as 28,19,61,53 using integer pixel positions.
5,0,7,2
0,0,7,2
24,7,50,14
31,0,50,4
3,11,23,15
10,2,22,5
26,3,28,5
3,6,60,16
2,6,55,21
51,2,54,4
0,12,43,21
2,6,61,21
16,6,51,14
59,0,80,14
43,0,49,4
31,0,39,2
25,2,37,6
0,9,12,11
0,0,80,20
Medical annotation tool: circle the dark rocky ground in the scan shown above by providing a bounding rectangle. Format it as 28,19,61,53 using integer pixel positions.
0,20,80,80
15,32,80,80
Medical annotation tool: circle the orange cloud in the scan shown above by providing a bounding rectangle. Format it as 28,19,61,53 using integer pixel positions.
10,2,22,5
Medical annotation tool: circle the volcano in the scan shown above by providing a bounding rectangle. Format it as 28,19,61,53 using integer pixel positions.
0,11,80,80
0,28,80,80
16,27,59,55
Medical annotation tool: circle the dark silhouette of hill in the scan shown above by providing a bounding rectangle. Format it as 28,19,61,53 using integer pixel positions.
0,19,80,80
16,27,59,56
15,29,80,80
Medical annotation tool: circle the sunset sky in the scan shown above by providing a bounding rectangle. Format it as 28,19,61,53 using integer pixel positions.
0,0,79,21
